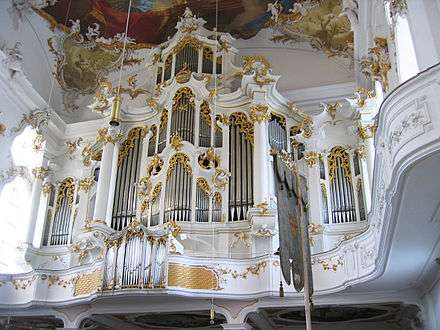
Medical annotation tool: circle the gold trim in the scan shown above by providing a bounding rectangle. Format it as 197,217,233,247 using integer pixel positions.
73,269,102,296
327,146,351,182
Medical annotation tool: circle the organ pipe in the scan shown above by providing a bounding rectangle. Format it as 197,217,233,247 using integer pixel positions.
228,113,253,221
50,177,75,245
111,128,146,231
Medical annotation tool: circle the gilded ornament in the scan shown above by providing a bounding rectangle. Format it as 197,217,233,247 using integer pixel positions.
313,257,343,272
175,64,192,84
170,133,184,151
308,223,322,235
147,97,158,109
200,101,212,126
356,145,367,160
73,269,102,296
173,87,195,111
213,192,222,204
361,37,391,92
12,109,50,135
212,167,231,191
198,148,220,170
196,177,211,195
327,146,351,182
255,202,269,215
249,104,271,123
232,231,251,248
217,261,267,279
358,124,377,140
354,88,374,108
242,55,274,87
167,219,182,238
254,227,275,238
173,35,202,54
229,112,254,144
65,137,83,159
321,102,341,121
167,153,192,177
168,263,220,290
118,127,147,165
0,122,7,136
270,148,297,173
146,154,164,177
320,182,327,197
32,166,49,180
55,177,75,209
79,177,94,192
42,182,54,196
303,151,320,167
271,112,286,128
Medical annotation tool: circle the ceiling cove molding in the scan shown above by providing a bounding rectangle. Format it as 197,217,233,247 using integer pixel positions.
281,81,357,108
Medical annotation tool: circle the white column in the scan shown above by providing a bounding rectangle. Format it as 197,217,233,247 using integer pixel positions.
25,166,49,245
364,135,375,188
93,140,115,223
306,155,321,225
253,120,269,205
105,142,120,225
407,0,440,70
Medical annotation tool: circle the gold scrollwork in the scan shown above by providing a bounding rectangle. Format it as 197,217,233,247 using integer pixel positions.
79,177,94,192
56,177,75,209
118,127,148,165
242,55,274,87
173,87,195,111
212,167,231,191
217,261,267,279
167,153,192,177
361,37,391,92
356,145,367,160
304,151,321,167
32,166,49,180
198,148,220,170
173,36,202,54
170,133,184,151
249,104,271,123
42,182,54,196
147,154,164,177
196,177,211,195
230,112,254,144
358,124,377,140
327,146,351,182
271,112,286,128
255,202,269,215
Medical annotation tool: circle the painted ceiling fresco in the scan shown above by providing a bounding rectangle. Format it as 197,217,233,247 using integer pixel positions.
37,0,279,45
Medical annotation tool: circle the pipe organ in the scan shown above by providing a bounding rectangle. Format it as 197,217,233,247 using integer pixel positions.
38,9,371,254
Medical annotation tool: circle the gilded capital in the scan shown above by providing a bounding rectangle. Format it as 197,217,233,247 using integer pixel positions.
304,151,321,167
79,177,95,192
249,104,270,123
358,124,377,140
42,182,54,196
32,166,49,180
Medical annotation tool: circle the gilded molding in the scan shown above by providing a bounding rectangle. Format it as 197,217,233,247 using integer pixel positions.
167,153,192,177
327,146,351,182
196,177,211,195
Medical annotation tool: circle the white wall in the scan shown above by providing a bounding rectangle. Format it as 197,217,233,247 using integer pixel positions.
422,277,440,330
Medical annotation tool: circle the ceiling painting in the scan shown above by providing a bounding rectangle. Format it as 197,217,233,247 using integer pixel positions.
36,0,276,45
267,0,354,58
